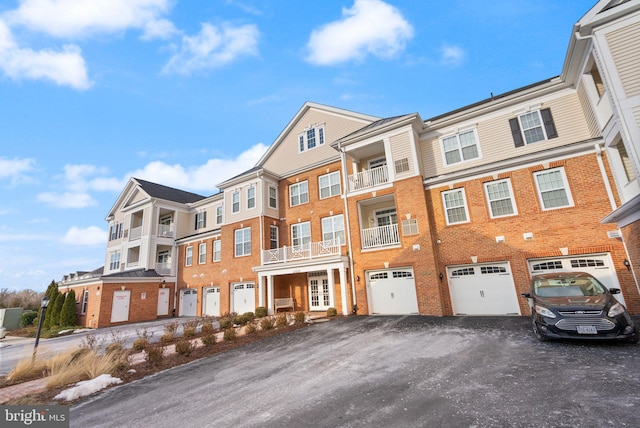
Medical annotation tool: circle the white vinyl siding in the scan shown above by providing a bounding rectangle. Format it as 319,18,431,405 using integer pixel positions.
484,179,517,218
534,168,574,210
289,181,309,206
606,20,640,98
442,188,469,225
319,171,341,199
234,227,251,257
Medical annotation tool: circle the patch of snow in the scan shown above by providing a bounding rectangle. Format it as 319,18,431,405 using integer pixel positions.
54,374,122,402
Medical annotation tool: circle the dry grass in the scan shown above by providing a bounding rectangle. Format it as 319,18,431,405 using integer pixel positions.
45,347,129,389
6,355,49,384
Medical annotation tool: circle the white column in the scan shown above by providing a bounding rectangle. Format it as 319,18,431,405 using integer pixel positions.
267,275,274,315
258,274,264,307
339,266,349,315
327,268,335,309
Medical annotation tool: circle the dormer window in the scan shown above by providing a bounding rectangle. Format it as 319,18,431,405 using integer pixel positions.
299,125,325,152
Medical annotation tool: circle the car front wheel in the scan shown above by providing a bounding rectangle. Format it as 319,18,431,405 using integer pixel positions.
532,318,549,342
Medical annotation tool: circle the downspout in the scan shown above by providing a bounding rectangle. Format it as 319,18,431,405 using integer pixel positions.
594,143,617,211
257,170,265,308
339,143,358,312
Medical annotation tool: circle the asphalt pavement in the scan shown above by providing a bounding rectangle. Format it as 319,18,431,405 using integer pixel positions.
70,315,640,428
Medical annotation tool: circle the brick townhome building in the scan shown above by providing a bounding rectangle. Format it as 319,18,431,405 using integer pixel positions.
59,0,640,328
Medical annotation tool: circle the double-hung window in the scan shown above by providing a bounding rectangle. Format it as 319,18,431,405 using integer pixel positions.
268,185,278,209
195,211,206,229
441,129,480,165
185,246,193,266
270,225,279,250
109,222,123,241
216,205,223,224
198,243,206,264
319,171,341,199
109,251,121,271
234,227,251,257
298,125,325,152
534,168,573,210
509,108,558,146
484,179,517,218
291,222,311,248
232,191,240,213
442,188,470,225
213,240,221,262
247,186,256,209
289,181,309,206
81,290,89,314
322,215,345,245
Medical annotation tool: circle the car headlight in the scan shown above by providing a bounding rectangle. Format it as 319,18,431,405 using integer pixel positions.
535,305,556,319
608,303,625,317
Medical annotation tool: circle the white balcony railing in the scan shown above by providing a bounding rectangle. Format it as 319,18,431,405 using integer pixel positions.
158,224,174,238
361,224,400,249
156,262,172,275
262,240,340,265
348,166,389,192
129,226,142,240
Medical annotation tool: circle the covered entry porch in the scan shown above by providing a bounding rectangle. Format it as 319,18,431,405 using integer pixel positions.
254,256,352,315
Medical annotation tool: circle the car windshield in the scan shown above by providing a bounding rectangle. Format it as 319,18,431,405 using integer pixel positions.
533,277,607,297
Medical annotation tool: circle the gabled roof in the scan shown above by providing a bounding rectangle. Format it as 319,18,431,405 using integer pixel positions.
332,113,419,147
133,178,206,204
102,268,161,278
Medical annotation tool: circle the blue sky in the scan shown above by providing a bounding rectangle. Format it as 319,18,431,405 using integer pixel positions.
0,0,596,292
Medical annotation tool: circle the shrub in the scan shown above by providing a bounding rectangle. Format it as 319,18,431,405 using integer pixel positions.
80,333,105,351
294,311,306,325
160,333,174,345
275,314,288,328
219,317,234,330
59,290,77,327
164,320,179,334
260,317,274,331
327,307,338,317
223,328,237,341
201,333,217,347
233,312,254,325
255,306,268,318
132,338,149,351
244,321,258,336
135,327,154,341
105,342,123,355
183,326,196,338
145,346,164,367
20,310,38,328
201,320,215,334
175,339,195,356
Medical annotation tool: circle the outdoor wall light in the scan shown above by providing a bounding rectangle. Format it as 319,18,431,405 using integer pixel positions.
439,273,444,280
623,259,631,270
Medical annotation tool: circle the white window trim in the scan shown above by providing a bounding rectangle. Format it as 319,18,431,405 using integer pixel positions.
442,188,470,225
533,167,574,211
198,243,206,264
291,222,311,247
81,290,89,314
185,246,193,266
268,184,278,209
439,128,481,166
289,181,309,207
319,171,341,199
195,211,206,229
216,205,224,225
213,239,221,262
232,191,240,213
298,124,325,153
270,225,279,250
247,186,256,210
321,214,345,245
109,251,121,271
518,110,547,145
234,227,251,257
484,179,518,219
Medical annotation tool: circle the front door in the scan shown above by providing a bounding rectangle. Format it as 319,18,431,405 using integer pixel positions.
111,290,131,323
157,288,170,316
309,273,332,311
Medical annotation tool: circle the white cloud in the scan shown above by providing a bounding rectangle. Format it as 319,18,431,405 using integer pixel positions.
162,22,259,75
0,19,92,89
6,0,175,40
61,226,107,246
440,44,465,66
306,0,413,65
129,142,268,192
37,191,97,208
141,18,179,41
0,156,35,181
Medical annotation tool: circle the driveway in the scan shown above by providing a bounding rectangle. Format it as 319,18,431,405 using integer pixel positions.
71,316,640,427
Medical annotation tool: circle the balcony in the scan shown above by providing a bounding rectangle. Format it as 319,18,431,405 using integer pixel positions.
361,224,400,249
129,226,142,240
158,224,174,238
347,166,389,192
156,262,172,276
262,240,340,265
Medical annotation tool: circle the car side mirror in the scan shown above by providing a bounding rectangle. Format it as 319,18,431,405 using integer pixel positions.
609,288,621,294
521,293,532,299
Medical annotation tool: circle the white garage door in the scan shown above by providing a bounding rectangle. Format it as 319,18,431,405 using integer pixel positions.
527,253,625,305
368,268,419,315
179,289,198,317
448,262,521,315
233,282,256,314
203,287,221,317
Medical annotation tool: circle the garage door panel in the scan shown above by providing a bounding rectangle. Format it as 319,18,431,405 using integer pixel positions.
448,263,520,316
368,268,418,315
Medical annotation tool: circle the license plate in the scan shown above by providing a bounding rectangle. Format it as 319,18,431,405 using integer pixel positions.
577,325,597,334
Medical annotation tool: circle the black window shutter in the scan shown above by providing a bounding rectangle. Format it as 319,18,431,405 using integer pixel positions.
194,215,198,230
203,211,207,228
509,118,524,147
541,108,558,139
